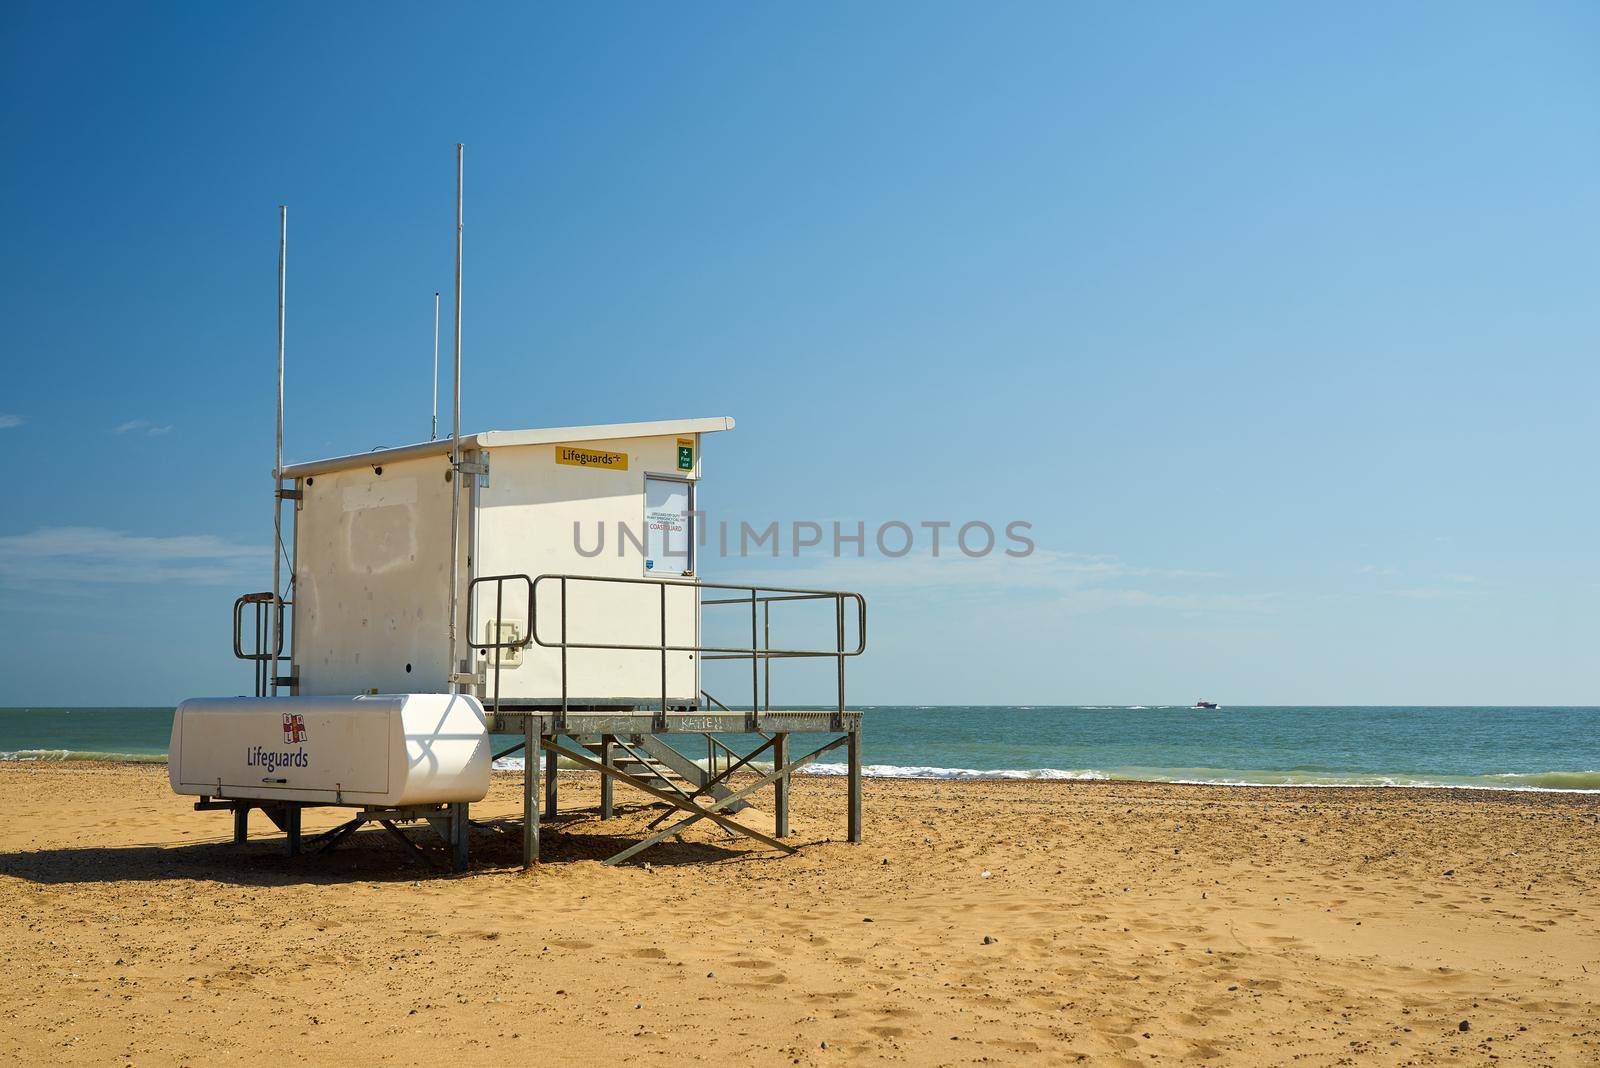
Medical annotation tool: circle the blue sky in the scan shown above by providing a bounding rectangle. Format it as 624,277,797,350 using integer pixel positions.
2,2,1597,705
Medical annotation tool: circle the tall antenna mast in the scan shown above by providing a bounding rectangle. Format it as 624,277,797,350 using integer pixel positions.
271,205,286,697
431,291,440,440
447,145,464,694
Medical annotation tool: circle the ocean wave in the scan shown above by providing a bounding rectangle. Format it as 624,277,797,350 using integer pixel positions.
491,755,775,774
798,763,1600,792
8,747,1598,794
1483,771,1600,791
806,763,1110,781
1,749,166,763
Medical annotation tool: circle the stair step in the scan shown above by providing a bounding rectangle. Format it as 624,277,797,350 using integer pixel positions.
575,741,706,795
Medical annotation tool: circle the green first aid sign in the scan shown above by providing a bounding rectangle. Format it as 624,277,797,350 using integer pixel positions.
676,437,694,471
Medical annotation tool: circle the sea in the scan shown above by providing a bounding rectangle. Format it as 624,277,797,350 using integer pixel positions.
2,705,1598,792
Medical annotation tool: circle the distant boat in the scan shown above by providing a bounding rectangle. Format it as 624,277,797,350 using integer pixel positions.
1194,700,1219,709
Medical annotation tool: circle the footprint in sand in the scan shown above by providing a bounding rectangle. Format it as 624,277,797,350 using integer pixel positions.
746,972,787,985
994,1039,1042,1054
804,990,858,1003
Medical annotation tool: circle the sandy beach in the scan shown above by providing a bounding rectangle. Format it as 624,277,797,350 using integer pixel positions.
1,763,1597,1066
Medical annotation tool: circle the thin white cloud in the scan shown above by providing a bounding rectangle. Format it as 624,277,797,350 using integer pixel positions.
0,414,22,429
1358,563,1399,576
1391,584,1485,601
1054,587,1285,614
1392,588,1453,600
114,419,174,436
0,527,265,587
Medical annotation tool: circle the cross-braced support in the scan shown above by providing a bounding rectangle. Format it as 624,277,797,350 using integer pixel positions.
605,734,848,865
643,734,777,832
526,734,853,866
301,804,470,871
537,738,796,864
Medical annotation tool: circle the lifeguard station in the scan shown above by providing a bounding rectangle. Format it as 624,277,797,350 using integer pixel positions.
168,149,866,871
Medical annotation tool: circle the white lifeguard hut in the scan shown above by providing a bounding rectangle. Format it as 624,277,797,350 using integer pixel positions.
284,416,730,705
170,150,866,871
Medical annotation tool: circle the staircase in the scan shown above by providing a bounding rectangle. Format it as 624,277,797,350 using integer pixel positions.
579,734,751,813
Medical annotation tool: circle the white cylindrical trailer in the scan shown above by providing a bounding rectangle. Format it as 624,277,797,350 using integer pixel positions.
168,693,491,807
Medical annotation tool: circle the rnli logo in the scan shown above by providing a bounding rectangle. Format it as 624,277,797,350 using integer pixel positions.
281,713,307,744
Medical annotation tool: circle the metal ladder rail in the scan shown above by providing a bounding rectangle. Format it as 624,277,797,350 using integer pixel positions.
232,591,286,697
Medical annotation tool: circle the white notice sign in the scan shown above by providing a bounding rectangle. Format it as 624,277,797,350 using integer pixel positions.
644,476,692,575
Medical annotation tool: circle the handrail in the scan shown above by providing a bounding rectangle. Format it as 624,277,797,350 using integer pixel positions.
465,574,536,713
528,575,866,658
469,573,866,723
232,592,284,660
232,591,286,697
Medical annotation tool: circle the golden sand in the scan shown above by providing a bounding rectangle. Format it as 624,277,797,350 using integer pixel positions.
1,762,1597,1065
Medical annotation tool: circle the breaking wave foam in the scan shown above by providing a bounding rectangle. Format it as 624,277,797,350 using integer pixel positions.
8,749,1598,793
800,763,1600,792
0,749,166,763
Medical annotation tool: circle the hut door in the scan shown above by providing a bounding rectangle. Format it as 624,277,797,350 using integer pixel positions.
643,475,694,576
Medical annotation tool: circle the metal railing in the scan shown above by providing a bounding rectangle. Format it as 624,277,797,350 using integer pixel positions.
466,573,866,720
465,573,535,712
232,591,286,697
703,730,748,780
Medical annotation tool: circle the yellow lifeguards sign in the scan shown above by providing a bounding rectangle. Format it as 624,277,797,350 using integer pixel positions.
556,446,629,471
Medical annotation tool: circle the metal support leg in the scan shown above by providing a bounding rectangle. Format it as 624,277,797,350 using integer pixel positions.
847,729,862,844
232,804,249,844
286,804,302,857
774,732,790,838
523,720,539,869
545,744,558,819
451,802,469,872
599,734,614,819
